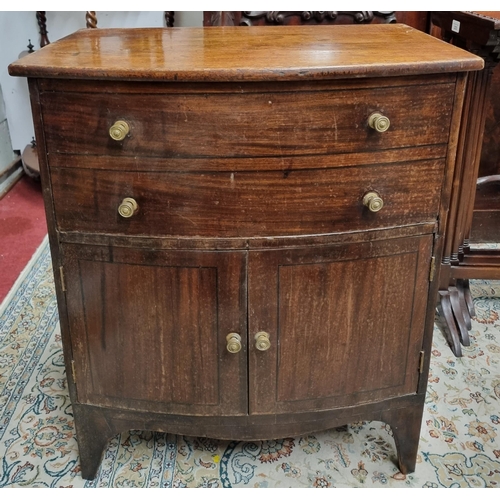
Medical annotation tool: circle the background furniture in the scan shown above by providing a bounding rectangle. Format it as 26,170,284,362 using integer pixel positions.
430,11,500,357
9,24,481,480
203,11,429,32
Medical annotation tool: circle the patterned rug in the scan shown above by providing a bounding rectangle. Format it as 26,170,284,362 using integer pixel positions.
1,240,499,488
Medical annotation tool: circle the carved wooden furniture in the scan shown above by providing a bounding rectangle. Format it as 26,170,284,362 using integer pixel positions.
9,25,482,480
430,12,500,357
203,11,429,32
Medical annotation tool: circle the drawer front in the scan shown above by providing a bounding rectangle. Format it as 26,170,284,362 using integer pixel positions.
41,83,454,158
51,159,445,238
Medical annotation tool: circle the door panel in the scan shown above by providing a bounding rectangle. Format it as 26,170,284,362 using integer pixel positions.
248,234,433,414
63,244,247,416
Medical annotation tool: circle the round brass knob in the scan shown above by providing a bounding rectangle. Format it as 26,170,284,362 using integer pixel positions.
109,120,130,141
254,331,271,351
368,112,390,133
363,192,384,213
118,197,138,218
226,333,242,354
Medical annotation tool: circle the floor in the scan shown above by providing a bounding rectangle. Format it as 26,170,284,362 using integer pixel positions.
0,174,46,304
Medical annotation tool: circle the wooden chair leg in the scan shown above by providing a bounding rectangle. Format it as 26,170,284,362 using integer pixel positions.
461,279,476,319
437,291,463,357
456,279,472,330
449,286,471,346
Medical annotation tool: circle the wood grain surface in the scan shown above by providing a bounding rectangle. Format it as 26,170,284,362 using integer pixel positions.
39,81,454,158
50,159,445,238
8,25,483,81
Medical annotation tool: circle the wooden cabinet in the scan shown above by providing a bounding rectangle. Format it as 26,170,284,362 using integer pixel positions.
9,25,482,480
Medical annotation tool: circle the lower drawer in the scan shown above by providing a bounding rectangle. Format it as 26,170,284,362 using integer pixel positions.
51,159,445,238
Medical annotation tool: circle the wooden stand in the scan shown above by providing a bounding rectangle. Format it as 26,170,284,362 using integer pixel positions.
432,11,500,357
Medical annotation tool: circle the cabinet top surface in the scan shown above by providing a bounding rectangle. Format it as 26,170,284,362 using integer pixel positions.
9,24,483,82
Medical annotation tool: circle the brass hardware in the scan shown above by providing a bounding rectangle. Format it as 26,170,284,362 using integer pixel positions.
429,256,436,282
118,197,138,218
418,351,425,373
226,333,242,353
254,331,271,351
362,191,384,212
368,112,390,133
71,359,77,384
109,120,130,141
59,266,66,292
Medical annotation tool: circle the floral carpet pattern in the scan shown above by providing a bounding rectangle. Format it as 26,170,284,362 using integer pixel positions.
0,241,499,487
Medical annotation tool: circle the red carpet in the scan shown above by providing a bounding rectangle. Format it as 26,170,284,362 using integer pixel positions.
0,175,47,303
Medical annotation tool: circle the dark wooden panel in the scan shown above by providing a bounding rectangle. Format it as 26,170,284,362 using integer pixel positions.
471,185,500,242
40,83,455,158
204,11,429,32
63,244,248,416
47,145,448,172
51,159,445,238
478,64,500,179
248,234,432,414
38,73,457,94
58,223,437,252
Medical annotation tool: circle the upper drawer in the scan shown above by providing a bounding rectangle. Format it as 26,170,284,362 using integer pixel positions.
40,83,454,158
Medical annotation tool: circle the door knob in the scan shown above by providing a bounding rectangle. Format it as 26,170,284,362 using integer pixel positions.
109,120,130,141
368,112,390,133
118,197,138,218
254,331,271,351
363,192,384,212
226,333,242,353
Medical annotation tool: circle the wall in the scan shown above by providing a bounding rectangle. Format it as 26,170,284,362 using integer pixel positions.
0,84,16,173
0,11,203,151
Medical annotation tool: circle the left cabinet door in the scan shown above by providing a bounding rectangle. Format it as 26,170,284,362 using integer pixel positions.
61,243,248,416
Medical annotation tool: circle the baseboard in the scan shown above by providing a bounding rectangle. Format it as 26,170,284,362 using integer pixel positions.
0,234,49,317
0,155,23,200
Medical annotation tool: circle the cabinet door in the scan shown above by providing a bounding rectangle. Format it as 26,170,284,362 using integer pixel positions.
62,244,247,416
248,235,433,415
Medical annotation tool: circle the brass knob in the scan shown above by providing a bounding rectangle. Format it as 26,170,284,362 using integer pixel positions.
109,120,130,141
226,333,242,354
363,192,384,213
368,112,390,133
118,197,138,218
254,331,271,351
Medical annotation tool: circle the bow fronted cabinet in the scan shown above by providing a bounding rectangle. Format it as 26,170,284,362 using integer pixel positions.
9,25,482,479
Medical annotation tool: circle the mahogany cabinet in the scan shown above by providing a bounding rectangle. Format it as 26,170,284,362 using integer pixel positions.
9,25,482,480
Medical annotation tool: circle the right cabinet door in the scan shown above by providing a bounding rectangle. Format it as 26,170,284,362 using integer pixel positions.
248,234,433,415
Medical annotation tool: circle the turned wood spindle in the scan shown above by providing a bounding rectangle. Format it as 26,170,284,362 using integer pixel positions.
86,11,98,29
164,11,175,27
36,11,49,47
